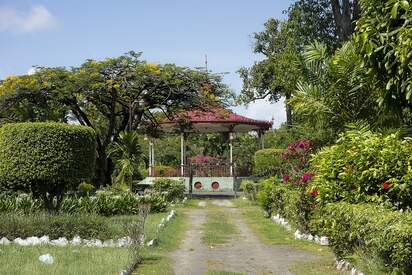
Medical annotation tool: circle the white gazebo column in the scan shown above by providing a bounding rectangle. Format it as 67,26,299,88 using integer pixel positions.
260,131,265,149
229,132,234,176
149,139,154,177
180,132,186,176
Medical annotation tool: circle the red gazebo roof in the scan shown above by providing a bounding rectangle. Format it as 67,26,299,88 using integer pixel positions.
160,108,272,133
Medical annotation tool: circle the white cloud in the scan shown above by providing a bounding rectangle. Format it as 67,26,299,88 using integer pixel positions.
0,5,56,33
27,67,38,75
233,98,287,129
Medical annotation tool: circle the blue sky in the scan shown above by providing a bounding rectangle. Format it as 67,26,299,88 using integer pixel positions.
0,0,295,127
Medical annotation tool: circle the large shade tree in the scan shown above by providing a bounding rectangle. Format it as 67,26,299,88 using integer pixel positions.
0,52,233,185
355,0,412,114
238,19,301,127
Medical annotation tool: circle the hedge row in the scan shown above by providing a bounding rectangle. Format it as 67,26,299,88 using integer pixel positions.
310,202,412,273
258,179,311,231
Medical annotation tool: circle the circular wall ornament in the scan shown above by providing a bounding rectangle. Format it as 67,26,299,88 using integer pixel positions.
194,181,202,189
211,181,220,190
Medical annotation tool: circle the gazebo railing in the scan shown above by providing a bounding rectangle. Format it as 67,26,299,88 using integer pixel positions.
150,162,234,177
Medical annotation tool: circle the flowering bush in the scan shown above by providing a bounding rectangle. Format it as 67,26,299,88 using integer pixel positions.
310,127,412,209
188,155,218,163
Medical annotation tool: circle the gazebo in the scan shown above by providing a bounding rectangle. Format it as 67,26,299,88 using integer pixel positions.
139,108,272,194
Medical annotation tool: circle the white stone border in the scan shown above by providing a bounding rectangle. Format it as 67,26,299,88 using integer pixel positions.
146,209,176,247
268,212,365,275
0,209,177,248
335,259,364,275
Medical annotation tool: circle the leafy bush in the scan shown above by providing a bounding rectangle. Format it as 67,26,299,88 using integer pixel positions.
257,178,314,231
0,212,136,240
311,202,412,273
240,180,259,201
253,148,284,176
0,191,168,215
78,182,96,195
311,127,412,208
151,178,185,203
0,122,96,211
0,193,43,214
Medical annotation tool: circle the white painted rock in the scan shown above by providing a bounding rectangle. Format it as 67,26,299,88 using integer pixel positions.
294,230,302,240
320,236,329,246
39,235,50,245
71,236,82,245
14,238,29,246
147,239,156,246
351,267,357,275
0,237,10,245
26,236,41,246
103,239,115,247
39,254,54,264
51,237,68,246
307,234,314,241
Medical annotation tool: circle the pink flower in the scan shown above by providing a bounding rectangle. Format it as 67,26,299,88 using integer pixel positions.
283,174,290,182
309,188,318,197
301,172,314,183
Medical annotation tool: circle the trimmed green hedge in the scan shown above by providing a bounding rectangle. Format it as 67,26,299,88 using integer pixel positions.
311,202,412,273
257,178,311,231
0,122,96,210
253,148,284,176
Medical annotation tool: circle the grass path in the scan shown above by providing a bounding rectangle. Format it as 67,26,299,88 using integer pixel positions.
168,199,339,275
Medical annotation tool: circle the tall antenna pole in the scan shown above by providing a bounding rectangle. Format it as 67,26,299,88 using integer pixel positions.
205,54,208,74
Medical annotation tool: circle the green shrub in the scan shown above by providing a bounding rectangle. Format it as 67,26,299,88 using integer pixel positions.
240,180,259,201
0,192,43,213
257,178,313,231
0,212,136,240
253,148,284,176
0,122,96,211
151,178,185,203
311,202,412,273
311,126,412,208
0,191,168,215
78,182,95,195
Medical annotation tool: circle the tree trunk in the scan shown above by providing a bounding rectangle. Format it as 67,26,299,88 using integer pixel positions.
285,91,293,128
95,149,112,186
330,0,360,41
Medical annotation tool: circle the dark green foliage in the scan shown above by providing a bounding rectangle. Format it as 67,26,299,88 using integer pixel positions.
311,126,412,209
0,122,96,211
0,213,137,240
355,0,412,109
253,148,284,177
151,178,185,203
311,202,412,273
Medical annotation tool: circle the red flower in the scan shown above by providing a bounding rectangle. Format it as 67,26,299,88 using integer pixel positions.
282,174,290,182
383,181,392,190
310,202,317,209
309,188,318,197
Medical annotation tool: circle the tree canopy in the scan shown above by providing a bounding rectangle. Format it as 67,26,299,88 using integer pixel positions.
0,51,233,185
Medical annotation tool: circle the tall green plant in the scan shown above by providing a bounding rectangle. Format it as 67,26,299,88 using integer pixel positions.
108,131,143,188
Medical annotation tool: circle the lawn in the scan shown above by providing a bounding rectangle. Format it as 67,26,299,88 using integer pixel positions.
0,210,177,275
